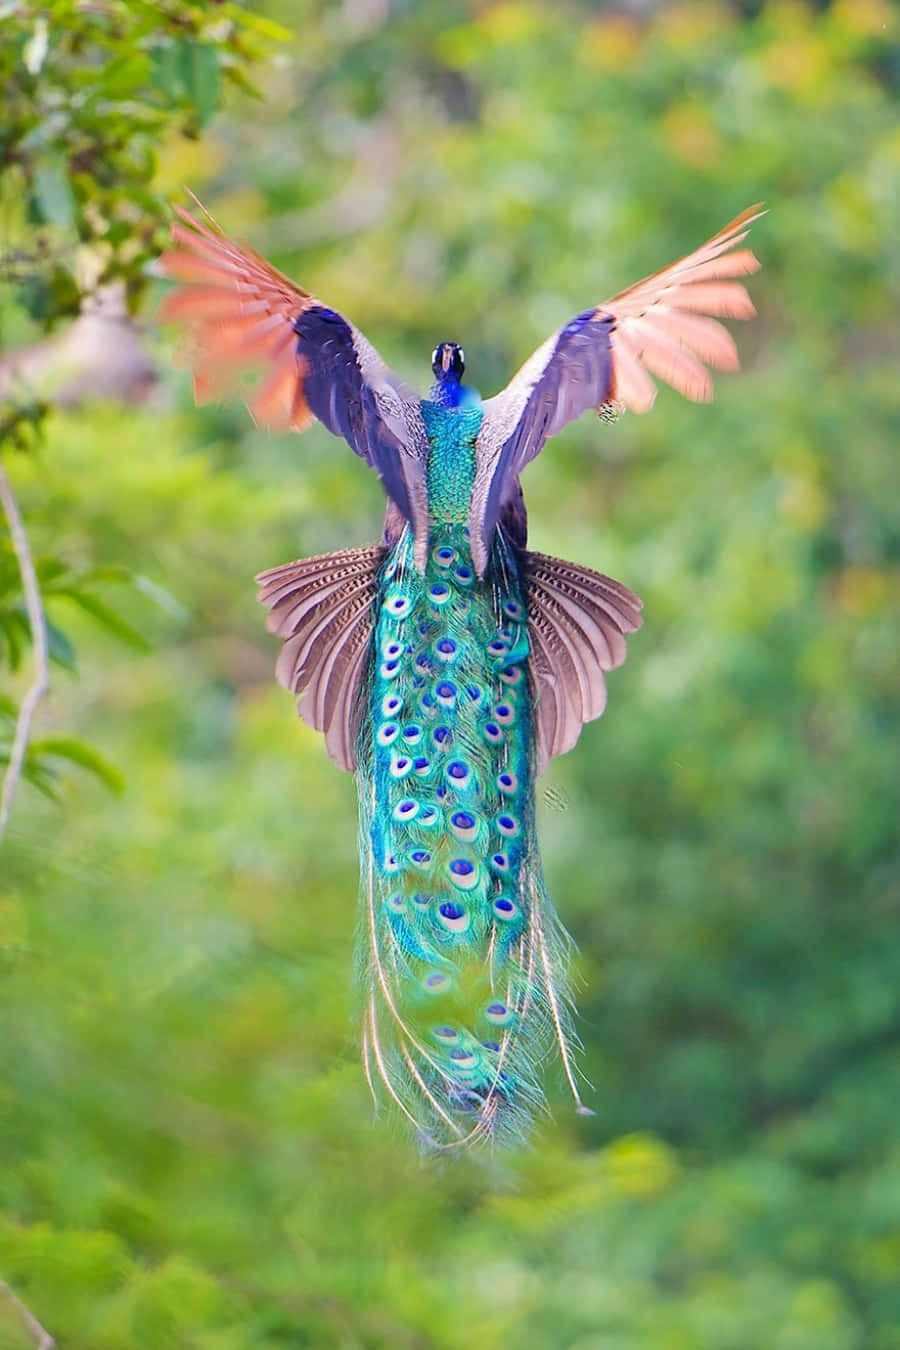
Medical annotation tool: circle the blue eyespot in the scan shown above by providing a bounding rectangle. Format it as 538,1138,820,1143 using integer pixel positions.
447,858,479,891
497,771,518,795
384,591,411,618
428,583,450,606
496,813,519,838
433,546,456,567
485,1001,514,1027
393,798,418,822
435,681,457,707
438,902,470,932
450,810,479,843
377,722,400,747
483,722,503,744
446,759,471,788
435,638,459,662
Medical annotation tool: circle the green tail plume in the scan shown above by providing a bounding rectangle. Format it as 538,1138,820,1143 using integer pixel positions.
358,523,585,1148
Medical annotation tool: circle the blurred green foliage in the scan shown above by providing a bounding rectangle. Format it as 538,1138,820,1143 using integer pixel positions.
2,1,899,1348
1,0,284,320
0,0,283,811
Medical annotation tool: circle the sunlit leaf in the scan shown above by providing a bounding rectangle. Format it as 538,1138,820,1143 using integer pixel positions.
29,735,125,794
55,590,151,651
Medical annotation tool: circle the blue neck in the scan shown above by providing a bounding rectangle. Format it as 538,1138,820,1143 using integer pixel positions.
429,373,465,408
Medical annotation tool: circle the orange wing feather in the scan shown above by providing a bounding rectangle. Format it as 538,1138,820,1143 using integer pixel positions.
158,198,317,432
596,204,765,413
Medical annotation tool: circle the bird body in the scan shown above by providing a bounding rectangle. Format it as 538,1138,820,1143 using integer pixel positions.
162,200,762,1147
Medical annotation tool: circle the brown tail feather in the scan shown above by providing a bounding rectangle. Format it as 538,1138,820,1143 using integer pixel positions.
525,551,643,773
255,545,383,772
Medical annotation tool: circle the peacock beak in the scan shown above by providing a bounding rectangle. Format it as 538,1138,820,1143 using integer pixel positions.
441,346,453,373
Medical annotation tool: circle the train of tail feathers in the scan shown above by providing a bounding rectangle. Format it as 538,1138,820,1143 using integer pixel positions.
160,201,763,1149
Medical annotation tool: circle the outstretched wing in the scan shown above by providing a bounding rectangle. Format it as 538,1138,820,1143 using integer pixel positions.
159,199,429,563
469,205,764,575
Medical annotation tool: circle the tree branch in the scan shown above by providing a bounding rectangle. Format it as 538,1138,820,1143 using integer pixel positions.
0,1280,55,1349
0,460,49,845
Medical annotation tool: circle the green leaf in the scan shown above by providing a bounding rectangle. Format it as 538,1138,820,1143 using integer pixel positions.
0,609,28,670
32,163,75,229
148,42,182,103
45,617,77,672
55,590,151,652
176,40,220,127
35,556,71,587
0,745,58,800
20,760,60,800
221,7,292,42
29,736,125,795
148,40,221,124
220,64,262,100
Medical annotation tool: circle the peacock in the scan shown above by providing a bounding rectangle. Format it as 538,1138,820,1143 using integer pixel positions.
160,201,762,1148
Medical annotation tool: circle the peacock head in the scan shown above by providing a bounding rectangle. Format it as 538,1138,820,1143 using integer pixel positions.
431,342,465,382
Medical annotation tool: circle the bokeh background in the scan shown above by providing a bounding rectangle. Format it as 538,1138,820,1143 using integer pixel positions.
2,2,899,1347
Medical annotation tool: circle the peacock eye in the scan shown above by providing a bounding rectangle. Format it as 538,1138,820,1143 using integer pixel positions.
458,348,465,363
431,346,440,364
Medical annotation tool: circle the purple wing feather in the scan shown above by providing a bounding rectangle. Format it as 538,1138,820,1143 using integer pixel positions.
160,200,429,566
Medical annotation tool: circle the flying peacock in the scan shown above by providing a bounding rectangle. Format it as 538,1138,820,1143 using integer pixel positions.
160,201,763,1149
